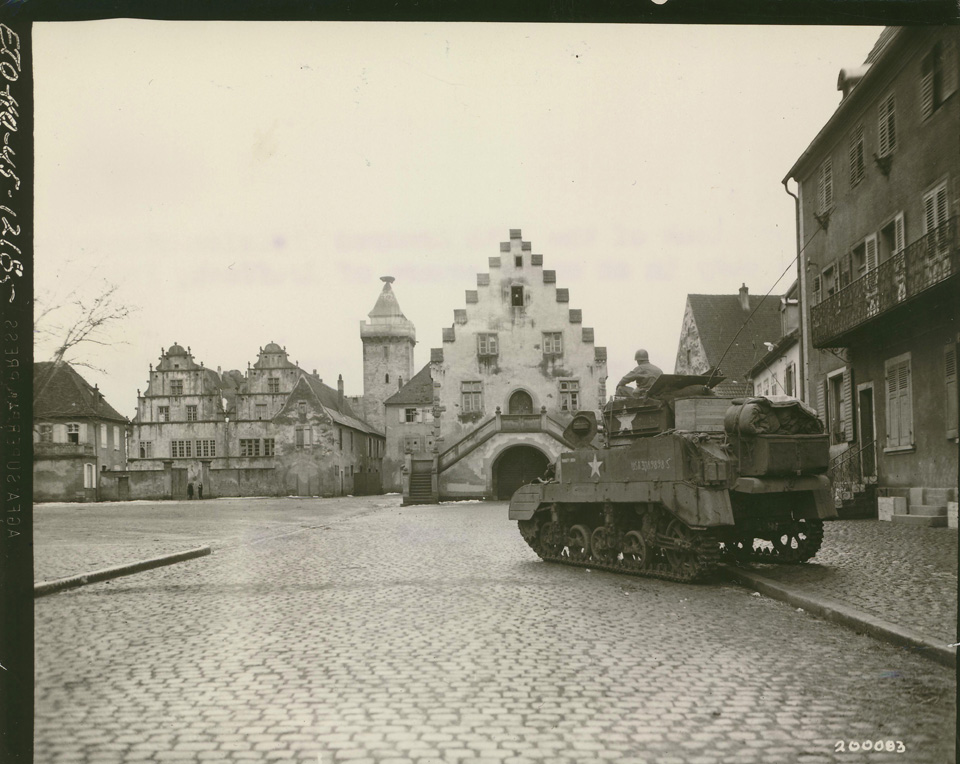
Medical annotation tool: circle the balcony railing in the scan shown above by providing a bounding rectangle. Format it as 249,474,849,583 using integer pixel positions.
811,217,958,347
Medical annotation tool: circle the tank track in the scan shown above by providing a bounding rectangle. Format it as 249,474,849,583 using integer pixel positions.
518,517,723,584
721,519,825,565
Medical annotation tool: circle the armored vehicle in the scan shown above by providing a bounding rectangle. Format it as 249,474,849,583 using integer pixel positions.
509,374,836,582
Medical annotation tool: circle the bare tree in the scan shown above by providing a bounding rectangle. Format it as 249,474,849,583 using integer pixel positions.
34,279,137,404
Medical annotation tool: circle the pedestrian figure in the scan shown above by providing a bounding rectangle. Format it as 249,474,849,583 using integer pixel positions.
197,482,203,500
187,482,194,500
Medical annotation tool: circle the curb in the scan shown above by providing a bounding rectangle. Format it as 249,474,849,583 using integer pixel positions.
722,567,957,669
34,546,212,597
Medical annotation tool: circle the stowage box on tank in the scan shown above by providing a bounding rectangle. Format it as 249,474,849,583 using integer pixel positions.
509,374,836,582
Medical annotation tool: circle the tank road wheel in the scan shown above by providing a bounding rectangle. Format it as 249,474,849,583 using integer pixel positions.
771,519,824,563
538,521,563,557
621,530,648,571
590,526,618,564
564,524,592,561
659,517,701,581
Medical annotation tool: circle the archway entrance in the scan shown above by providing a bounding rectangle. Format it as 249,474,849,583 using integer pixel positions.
493,445,549,500
508,390,534,414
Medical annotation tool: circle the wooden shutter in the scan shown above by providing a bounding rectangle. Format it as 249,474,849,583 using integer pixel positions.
839,252,852,288
886,365,900,446
924,184,948,234
920,57,935,120
943,36,959,101
849,125,865,185
821,160,833,211
812,274,822,305
946,343,958,439
843,368,855,442
894,213,905,254
865,234,878,272
878,94,896,156
817,379,828,423
898,362,913,445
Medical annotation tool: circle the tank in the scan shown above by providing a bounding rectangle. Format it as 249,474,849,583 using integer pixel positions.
509,374,837,582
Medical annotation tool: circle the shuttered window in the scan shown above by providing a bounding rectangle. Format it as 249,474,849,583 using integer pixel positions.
811,274,822,305
923,182,949,234
816,159,833,214
878,93,897,156
864,234,878,273
946,343,958,440
920,40,958,120
849,124,865,186
885,354,913,449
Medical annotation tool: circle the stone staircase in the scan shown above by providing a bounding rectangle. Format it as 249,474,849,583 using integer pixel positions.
891,487,954,528
407,471,435,505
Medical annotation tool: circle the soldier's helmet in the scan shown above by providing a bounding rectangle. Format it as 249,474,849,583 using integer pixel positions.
634,349,649,363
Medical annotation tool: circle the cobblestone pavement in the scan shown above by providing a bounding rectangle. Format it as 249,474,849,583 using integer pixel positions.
739,519,958,644
35,497,955,764
33,495,401,581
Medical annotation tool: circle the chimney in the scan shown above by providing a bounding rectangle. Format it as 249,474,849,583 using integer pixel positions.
739,283,750,312
337,374,344,408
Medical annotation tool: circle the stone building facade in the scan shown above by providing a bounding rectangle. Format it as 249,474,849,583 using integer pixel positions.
128,343,384,499
393,229,608,502
33,362,130,502
784,26,958,524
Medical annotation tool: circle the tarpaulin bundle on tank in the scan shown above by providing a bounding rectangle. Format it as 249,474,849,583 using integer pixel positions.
724,396,824,436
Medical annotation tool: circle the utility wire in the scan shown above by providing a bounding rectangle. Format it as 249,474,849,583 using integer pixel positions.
706,221,825,388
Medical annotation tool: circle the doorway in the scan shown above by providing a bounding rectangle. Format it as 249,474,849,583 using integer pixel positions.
857,384,876,479
508,390,534,414
493,445,549,499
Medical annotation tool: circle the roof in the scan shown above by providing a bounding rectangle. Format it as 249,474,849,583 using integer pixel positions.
262,341,283,353
385,363,434,406
34,361,128,423
784,27,906,182
298,374,383,436
686,294,783,384
747,328,801,380
166,343,188,356
368,277,407,320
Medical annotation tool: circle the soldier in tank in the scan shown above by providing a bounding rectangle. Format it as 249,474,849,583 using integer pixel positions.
615,349,663,398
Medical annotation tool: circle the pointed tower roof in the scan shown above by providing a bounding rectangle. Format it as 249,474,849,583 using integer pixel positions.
360,276,416,340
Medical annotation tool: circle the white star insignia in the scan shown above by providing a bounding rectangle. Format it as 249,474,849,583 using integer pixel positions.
588,455,603,478
617,412,634,432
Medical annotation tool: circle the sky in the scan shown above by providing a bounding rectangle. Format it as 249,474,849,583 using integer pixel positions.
33,21,883,419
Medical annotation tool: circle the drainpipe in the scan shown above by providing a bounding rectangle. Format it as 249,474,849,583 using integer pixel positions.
783,177,807,402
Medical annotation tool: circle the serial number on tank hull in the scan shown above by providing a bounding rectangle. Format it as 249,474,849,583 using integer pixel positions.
632,458,672,471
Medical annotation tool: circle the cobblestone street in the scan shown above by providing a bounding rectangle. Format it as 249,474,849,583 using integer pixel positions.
35,497,955,764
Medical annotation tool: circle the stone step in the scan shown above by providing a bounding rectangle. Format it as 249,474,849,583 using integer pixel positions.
909,504,947,517
892,513,948,528
923,488,954,505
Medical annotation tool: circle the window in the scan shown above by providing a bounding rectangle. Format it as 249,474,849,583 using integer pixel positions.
920,40,958,120
38,424,53,443
113,425,120,450
923,181,949,235
338,428,343,450
828,374,845,443
515,255,523,267
945,343,958,440
848,123,865,186
461,381,483,414
477,333,499,356
878,93,897,156
158,406,170,422
851,235,878,277
170,440,192,458
385,373,390,384
822,265,837,298
879,213,905,263
263,438,276,456
543,332,563,356
811,274,822,306
186,405,198,422
196,440,216,458
139,441,153,458
170,380,183,396
100,423,107,447
784,364,796,397
349,431,354,450
296,427,310,449
268,378,280,393
816,158,833,214
885,354,913,450
405,407,418,423
240,438,261,457
256,404,267,420
83,463,96,489
559,380,580,412
67,423,80,444
511,285,524,307
298,401,307,416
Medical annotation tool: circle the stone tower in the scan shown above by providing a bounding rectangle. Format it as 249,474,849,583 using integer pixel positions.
360,276,416,432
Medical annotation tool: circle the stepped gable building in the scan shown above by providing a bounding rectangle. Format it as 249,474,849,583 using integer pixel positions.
129,342,384,499
33,361,129,502
673,284,784,397
392,228,608,503
360,276,416,433
784,26,958,524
